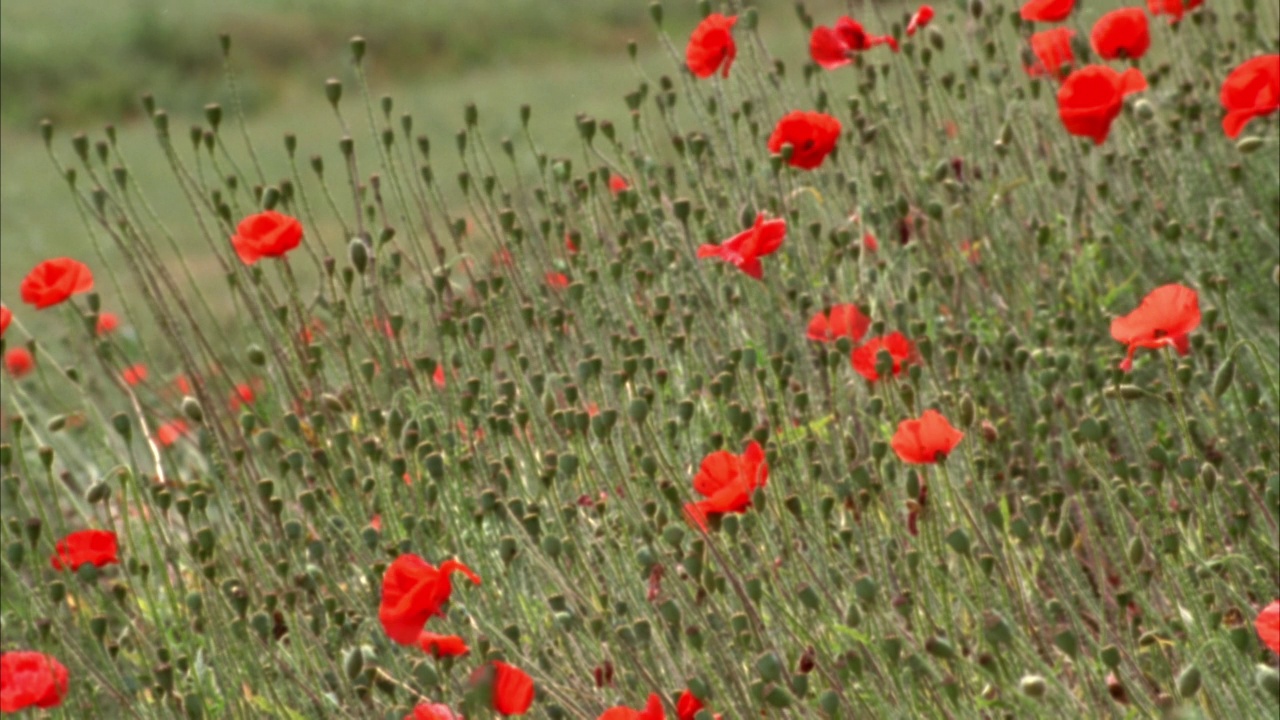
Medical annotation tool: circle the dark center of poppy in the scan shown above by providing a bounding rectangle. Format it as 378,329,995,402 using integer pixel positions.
1153,328,1167,339
801,139,815,151
933,450,948,463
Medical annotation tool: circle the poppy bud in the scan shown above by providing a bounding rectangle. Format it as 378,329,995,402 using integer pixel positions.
181,396,204,424
1257,666,1280,701
1177,666,1201,698
325,78,342,108
1236,136,1264,154
1019,675,1047,698
649,0,663,27
969,0,983,20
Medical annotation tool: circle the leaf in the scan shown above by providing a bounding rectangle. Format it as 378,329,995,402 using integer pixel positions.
832,624,871,645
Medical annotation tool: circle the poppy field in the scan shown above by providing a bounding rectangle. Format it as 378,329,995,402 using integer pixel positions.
1,0,1279,717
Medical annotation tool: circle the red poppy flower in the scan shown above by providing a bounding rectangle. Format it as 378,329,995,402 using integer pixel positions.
599,693,665,720
471,661,534,716
1026,28,1075,79
370,514,383,532
609,175,630,195
807,304,871,344
0,305,10,337
907,5,935,36
418,631,470,658
684,441,768,530
20,258,93,310
811,17,899,70
1110,284,1200,371
4,348,34,378
767,111,841,170
407,703,462,720
850,332,916,381
173,375,192,396
95,312,119,335
51,529,119,571
230,210,303,265
122,364,148,386
1057,65,1147,144
862,232,879,252
686,13,738,78
545,272,570,289
433,365,447,389
1146,0,1203,23
379,554,481,645
1257,601,1280,655
565,234,579,254
1091,9,1150,61
1220,55,1280,139
697,213,786,280
1020,0,1074,22
155,420,189,447
0,652,69,712
676,690,722,720
229,382,257,411
891,410,964,464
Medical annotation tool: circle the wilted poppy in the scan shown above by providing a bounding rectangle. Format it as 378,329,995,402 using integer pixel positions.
1257,601,1280,654
676,691,722,720
810,17,898,70
1091,9,1150,61
697,213,786,280
1026,28,1075,79
20,258,93,310
686,13,737,78
1146,0,1203,23
155,420,189,447
95,312,119,335
0,652,69,712
545,272,570,289
51,529,119,571
121,364,148,386
850,332,916,381
807,304,871,344
684,441,769,530
907,5,935,36
4,348,34,378
1058,65,1147,144
418,631,470,658
379,554,481,645
891,410,964,464
230,211,303,265
0,305,10,337
471,660,534,716
1110,283,1200,371
406,703,462,720
599,693,664,720
768,111,841,169
1220,55,1280,139
1020,0,1075,22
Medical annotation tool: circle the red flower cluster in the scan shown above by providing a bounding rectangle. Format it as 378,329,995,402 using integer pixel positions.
0,652,69,712
1026,28,1075,80
1147,0,1203,23
684,441,768,530
907,5,935,37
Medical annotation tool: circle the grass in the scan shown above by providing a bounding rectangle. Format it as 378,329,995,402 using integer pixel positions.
1,0,1279,718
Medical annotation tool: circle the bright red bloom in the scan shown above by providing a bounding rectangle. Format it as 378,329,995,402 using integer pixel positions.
545,272,570,289
599,693,665,720
807,304,871,344
173,375,192,395
471,661,534,716
676,690,722,720
51,529,119,571
1146,0,1203,23
1026,28,1075,79
684,441,768,530
407,703,462,720
1110,284,1200,371
229,382,257,411
1221,55,1280,139
433,365,447,389
122,364,148,386
155,419,189,447
1091,9,1150,61
862,232,879,252
230,210,303,265
370,514,382,532
907,5,935,36
697,213,786,280
1020,0,1074,22
20,258,93,310
378,554,481,645
0,652,69,712
768,111,841,170
95,312,119,335
418,631,470,658
609,175,630,195
1257,601,1280,655
686,13,738,78
4,348,34,378
891,410,964,464
850,332,916,381
0,305,10,337
810,17,899,70
1057,65,1147,144
565,234,579,254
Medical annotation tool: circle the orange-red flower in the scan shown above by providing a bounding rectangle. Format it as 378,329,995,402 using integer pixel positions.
1146,0,1203,23
0,652,69,712
676,690,722,720
850,332,916,382
230,210,303,265
599,693,664,720
51,529,119,571
1220,55,1280,139
684,441,768,530
686,13,738,78
907,5,935,36
121,364,148,386
891,410,964,464
697,213,786,280
1057,65,1146,144
0,305,10,337
609,175,630,195
1026,28,1075,79
4,348,34,378
807,304,871,344
379,554,481,645
20,258,93,310
471,661,534,716
155,420,190,447
1020,0,1074,22
418,631,470,658
95,312,119,335
1110,284,1200,371
1091,9,1150,61
406,703,462,720
545,272,570,289
229,382,258,411
433,365,447,389
810,17,898,70
1257,601,1280,655
862,231,879,252
768,111,841,170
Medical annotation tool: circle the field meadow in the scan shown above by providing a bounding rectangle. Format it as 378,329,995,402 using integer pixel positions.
1,0,1278,718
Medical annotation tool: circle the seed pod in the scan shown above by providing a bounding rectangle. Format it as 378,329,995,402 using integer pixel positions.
1176,666,1201,698
1019,675,1047,698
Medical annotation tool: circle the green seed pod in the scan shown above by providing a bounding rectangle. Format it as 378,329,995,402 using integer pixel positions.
756,652,783,683
1212,354,1236,397
1127,536,1145,566
181,396,204,424
1235,136,1264,154
1256,666,1280,701
1020,675,1047,698
1177,666,1201,698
